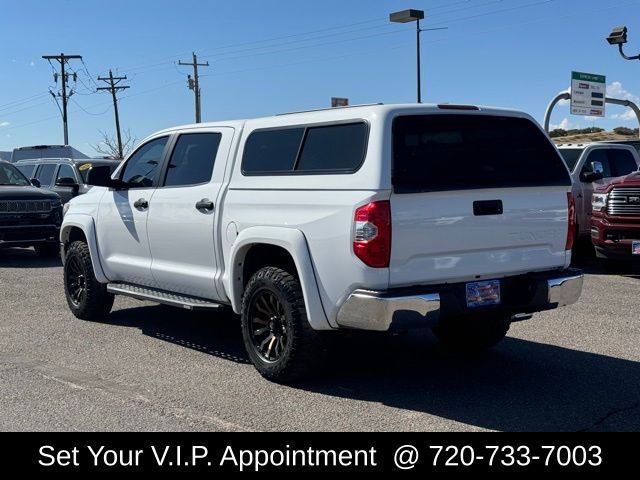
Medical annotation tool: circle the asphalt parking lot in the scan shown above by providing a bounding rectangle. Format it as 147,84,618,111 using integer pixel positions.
1,247,639,432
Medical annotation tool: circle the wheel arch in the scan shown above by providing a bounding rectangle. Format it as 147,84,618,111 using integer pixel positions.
224,226,332,330
60,215,108,283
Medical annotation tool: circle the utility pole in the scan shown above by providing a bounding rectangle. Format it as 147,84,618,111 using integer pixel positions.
42,53,82,145
97,70,130,159
178,52,209,123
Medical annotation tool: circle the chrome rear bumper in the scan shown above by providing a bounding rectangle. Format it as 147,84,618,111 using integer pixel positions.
336,270,583,331
337,290,441,331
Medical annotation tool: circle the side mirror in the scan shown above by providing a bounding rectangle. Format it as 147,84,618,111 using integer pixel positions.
581,171,605,182
580,161,605,182
30,178,41,188
591,161,605,176
86,165,119,188
55,177,79,188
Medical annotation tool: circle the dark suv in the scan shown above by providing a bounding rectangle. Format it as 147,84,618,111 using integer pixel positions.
14,158,120,203
0,161,63,257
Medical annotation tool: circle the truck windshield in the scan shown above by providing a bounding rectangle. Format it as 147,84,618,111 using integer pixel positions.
0,163,30,186
392,114,572,193
558,148,583,172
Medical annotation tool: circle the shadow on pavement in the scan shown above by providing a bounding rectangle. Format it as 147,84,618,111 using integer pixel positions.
105,305,250,364
101,303,640,432
572,256,640,279
0,247,61,268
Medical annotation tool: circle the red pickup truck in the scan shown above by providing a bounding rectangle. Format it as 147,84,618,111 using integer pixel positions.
591,172,640,259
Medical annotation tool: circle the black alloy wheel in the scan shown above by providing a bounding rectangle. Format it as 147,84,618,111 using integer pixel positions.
65,253,87,307
63,240,114,320
248,289,289,362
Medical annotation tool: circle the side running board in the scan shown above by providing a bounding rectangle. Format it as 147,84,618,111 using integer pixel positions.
107,283,226,311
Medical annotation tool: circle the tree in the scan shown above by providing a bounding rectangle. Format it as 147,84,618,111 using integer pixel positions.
549,128,568,138
613,126,636,136
92,129,137,159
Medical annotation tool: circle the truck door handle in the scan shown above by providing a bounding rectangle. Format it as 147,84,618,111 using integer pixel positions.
577,194,583,199
473,200,503,216
195,199,214,211
133,198,148,210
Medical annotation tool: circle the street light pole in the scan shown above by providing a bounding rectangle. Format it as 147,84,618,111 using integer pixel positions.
390,9,447,103
416,18,421,103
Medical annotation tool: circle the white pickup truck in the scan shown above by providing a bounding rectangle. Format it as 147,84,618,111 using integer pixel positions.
60,103,583,382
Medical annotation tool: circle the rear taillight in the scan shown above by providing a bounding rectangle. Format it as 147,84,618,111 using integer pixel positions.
566,192,576,251
353,201,391,268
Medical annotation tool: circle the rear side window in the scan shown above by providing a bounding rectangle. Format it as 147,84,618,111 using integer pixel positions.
242,122,367,175
164,133,222,187
296,123,367,172
15,164,35,178
242,128,304,173
36,164,57,186
608,149,638,177
392,115,571,192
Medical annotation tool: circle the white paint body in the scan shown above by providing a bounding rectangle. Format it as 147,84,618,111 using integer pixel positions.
62,104,574,330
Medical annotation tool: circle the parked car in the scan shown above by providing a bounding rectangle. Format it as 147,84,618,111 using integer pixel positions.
591,171,640,260
14,158,121,203
556,143,640,243
61,103,583,382
0,160,63,257
10,145,90,163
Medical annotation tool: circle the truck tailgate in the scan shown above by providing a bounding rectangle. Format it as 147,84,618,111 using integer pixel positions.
389,187,569,286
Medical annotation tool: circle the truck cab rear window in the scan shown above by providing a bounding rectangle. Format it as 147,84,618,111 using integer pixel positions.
392,114,571,193
242,123,367,175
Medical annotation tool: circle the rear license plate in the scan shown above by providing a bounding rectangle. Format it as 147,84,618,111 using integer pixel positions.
466,280,501,308
633,241,640,255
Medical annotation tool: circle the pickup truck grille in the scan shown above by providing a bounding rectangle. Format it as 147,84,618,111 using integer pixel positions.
0,200,52,214
607,188,640,216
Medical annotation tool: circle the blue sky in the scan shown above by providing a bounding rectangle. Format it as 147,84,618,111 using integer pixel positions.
1,0,639,154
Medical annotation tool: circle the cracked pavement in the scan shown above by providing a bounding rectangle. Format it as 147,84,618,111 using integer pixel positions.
1,247,639,431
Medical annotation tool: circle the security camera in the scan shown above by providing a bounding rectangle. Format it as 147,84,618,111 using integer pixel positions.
607,26,628,45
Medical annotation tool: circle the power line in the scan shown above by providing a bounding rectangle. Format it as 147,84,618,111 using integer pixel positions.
426,0,556,28
80,58,100,89
6,0,630,137
95,17,388,77
200,28,410,64
0,92,49,111
427,0,473,11
65,1,541,85
70,98,111,116
424,0,506,20
178,53,209,123
41,53,83,145
97,70,130,158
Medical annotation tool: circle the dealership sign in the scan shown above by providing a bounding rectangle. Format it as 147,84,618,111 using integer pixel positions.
570,71,606,117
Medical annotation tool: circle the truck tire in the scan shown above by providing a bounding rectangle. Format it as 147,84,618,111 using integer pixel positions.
35,242,60,258
63,240,114,320
432,314,511,351
241,266,325,383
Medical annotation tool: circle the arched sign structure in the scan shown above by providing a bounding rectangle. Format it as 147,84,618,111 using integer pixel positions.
543,91,640,139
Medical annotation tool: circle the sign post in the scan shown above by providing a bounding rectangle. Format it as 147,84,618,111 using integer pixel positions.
570,71,606,117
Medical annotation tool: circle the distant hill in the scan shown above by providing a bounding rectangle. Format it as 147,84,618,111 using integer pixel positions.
551,131,637,144
550,125,639,145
